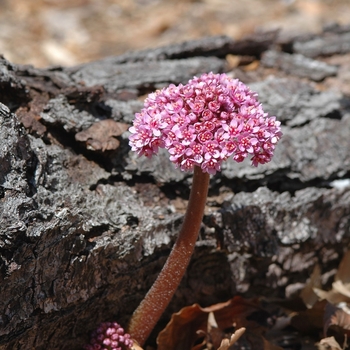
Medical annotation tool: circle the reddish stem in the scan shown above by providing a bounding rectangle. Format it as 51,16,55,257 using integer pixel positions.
128,166,210,346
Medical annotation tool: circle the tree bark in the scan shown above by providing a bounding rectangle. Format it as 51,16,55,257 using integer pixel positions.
1,26,350,349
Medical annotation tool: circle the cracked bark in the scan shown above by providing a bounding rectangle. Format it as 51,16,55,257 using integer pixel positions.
1,26,350,349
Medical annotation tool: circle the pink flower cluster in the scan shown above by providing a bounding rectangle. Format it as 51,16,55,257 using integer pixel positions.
84,322,133,350
129,72,282,174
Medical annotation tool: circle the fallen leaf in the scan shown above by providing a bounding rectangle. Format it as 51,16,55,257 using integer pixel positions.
333,281,350,300
335,251,350,284
313,252,350,305
207,312,226,349
317,336,343,350
217,327,246,350
208,296,264,330
75,119,129,151
156,304,209,350
191,332,207,350
324,302,350,337
290,300,326,333
314,281,350,305
131,340,145,350
157,297,273,350
208,312,219,329
300,264,322,309
244,329,284,350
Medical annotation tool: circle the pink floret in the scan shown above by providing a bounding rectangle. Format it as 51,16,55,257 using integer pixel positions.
129,72,282,174
84,322,133,350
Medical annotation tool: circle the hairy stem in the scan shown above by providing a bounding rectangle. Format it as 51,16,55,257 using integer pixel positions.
128,166,210,345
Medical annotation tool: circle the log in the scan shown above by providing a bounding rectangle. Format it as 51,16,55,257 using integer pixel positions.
1,26,350,349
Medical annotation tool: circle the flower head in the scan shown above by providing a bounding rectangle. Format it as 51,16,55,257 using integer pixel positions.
84,322,133,350
129,72,282,174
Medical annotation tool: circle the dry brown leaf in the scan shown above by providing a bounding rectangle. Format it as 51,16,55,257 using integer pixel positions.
207,312,225,349
191,332,207,350
156,304,209,350
313,251,350,305
131,341,145,350
300,264,322,309
324,302,350,337
206,296,264,330
75,119,129,151
208,312,219,329
335,250,350,284
290,300,327,333
291,251,350,343
245,329,284,350
217,327,246,350
333,281,350,300
157,297,269,350
314,281,350,305
317,336,343,350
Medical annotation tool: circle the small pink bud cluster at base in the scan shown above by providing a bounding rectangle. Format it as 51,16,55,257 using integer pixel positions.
129,72,282,175
84,322,133,350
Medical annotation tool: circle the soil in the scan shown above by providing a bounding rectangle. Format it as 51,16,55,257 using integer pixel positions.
1,0,349,68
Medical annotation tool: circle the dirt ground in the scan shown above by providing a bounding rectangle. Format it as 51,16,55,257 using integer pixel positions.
0,0,349,68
